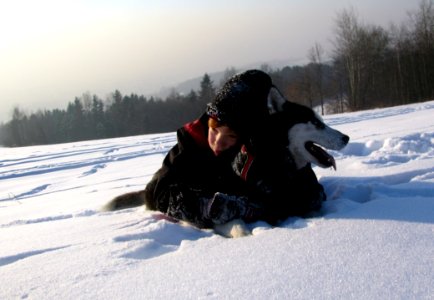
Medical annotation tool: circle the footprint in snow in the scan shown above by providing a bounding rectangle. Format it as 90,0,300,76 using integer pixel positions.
0,246,70,267
80,164,106,177
113,214,212,260
104,148,118,155
1,210,98,228
12,184,51,200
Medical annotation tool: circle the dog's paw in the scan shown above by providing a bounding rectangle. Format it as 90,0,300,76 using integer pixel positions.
213,219,251,238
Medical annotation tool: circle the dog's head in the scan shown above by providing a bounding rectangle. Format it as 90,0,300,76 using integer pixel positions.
267,87,349,170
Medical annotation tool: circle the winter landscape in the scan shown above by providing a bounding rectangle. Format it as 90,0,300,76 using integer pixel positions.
1,100,433,299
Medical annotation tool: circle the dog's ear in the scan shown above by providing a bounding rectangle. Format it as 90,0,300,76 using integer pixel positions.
267,86,288,113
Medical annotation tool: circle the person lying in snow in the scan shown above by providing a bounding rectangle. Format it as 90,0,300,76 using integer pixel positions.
143,70,272,228
105,69,324,228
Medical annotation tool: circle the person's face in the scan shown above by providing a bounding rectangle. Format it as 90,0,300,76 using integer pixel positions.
208,125,239,156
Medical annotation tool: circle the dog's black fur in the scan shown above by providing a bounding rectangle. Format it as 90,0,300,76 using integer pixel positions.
232,88,349,224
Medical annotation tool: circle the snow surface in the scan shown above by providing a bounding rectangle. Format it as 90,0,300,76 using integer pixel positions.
1,101,434,300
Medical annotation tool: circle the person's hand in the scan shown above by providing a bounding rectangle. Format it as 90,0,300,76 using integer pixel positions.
202,193,262,224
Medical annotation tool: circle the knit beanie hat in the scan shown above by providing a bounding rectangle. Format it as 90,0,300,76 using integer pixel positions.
206,69,272,140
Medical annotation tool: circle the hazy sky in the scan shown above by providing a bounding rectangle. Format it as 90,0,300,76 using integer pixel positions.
0,0,419,122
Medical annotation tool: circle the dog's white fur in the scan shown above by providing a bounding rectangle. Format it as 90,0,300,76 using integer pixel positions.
214,219,251,238
288,119,348,170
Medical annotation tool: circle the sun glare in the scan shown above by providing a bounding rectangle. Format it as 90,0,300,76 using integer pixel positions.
0,1,98,52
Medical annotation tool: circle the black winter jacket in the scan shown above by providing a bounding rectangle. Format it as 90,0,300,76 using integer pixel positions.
143,114,252,228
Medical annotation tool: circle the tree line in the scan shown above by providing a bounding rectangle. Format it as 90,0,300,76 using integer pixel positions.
0,75,216,147
281,0,434,113
1,0,433,147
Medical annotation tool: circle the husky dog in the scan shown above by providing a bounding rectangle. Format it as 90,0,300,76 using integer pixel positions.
214,88,349,237
104,87,349,238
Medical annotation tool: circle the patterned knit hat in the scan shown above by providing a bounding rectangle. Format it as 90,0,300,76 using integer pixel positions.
206,69,272,140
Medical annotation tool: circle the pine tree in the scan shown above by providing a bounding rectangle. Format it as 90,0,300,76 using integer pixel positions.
198,73,216,108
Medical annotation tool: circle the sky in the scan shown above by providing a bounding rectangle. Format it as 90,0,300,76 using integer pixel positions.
1,100,433,298
0,0,420,123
